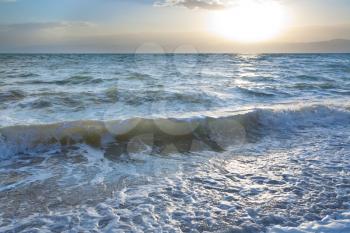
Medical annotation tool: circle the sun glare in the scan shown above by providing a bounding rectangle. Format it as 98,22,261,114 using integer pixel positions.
209,0,288,43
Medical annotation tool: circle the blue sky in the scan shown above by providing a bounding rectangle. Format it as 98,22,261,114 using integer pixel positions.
0,0,350,52
0,0,149,23
1,0,350,24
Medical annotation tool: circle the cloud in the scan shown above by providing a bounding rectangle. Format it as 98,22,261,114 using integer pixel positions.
154,0,289,10
154,0,233,10
0,21,95,31
0,21,98,52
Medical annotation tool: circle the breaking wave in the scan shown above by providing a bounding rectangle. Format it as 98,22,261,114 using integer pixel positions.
0,104,349,159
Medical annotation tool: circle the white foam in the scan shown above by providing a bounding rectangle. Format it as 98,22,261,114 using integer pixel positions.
269,212,350,233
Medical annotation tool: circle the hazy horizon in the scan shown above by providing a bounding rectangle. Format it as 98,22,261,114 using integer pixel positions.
1,0,350,53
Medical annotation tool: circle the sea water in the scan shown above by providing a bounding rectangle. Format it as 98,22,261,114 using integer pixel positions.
0,54,349,232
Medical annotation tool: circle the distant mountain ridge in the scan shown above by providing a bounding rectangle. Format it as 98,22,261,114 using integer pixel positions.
284,39,350,53
1,33,350,53
215,38,350,53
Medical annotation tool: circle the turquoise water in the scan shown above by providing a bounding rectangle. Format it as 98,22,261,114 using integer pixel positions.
0,54,349,125
0,54,349,232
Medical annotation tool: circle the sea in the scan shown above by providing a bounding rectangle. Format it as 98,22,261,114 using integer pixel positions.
0,54,349,232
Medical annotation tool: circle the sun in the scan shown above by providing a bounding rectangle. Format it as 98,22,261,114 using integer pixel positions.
208,0,288,43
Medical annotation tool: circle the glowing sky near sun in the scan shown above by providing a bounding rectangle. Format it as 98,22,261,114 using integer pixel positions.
208,0,289,42
0,0,350,52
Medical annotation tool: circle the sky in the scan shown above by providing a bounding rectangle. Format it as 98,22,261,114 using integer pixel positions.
0,0,350,53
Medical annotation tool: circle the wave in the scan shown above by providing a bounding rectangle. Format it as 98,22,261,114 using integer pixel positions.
105,89,218,106
55,75,103,85
24,96,84,109
0,104,349,159
293,82,337,90
236,86,276,97
15,75,103,86
0,90,27,102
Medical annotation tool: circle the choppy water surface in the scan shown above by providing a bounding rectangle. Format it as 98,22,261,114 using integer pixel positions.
0,54,350,232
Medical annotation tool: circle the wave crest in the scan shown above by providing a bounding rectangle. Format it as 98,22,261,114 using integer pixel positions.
0,104,349,159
